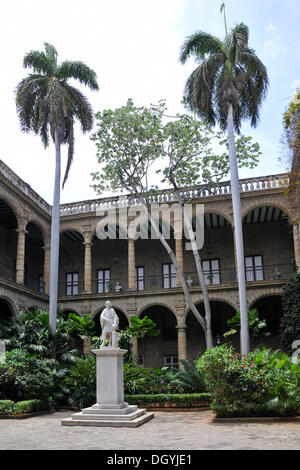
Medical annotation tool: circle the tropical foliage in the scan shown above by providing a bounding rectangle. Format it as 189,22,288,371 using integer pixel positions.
224,308,270,340
196,345,300,417
280,271,300,354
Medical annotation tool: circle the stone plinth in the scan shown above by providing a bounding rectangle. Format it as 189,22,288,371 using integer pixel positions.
61,347,154,427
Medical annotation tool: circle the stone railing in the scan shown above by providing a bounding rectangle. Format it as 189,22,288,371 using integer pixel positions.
0,160,51,215
0,159,289,218
59,174,289,216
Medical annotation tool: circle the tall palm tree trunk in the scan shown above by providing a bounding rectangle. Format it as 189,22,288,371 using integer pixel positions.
49,134,61,333
227,102,250,354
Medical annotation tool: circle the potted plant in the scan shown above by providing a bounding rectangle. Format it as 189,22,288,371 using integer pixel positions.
107,281,114,292
206,273,214,285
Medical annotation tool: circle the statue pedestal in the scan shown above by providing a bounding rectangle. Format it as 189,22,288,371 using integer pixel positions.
61,348,154,428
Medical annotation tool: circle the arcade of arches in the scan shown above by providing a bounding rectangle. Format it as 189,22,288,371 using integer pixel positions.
0,165,299,368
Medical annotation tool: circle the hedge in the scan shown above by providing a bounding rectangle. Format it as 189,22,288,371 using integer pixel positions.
0,399,49,415
211,399,299,418
124,393,213,408
0,400,15,415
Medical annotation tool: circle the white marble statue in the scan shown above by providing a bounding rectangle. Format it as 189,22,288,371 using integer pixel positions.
100,301,120,348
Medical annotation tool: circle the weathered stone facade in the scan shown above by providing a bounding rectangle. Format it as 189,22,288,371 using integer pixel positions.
0,160,298,367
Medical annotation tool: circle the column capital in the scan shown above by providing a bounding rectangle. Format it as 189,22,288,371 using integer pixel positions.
15,228,28,235
176,325,187,331
83,240,93,247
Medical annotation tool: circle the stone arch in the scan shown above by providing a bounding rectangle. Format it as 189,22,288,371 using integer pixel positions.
184,295,238,316
250,294,283,349
248,288,284,307
0,296,17,321
26,218,48,244
242,201,291,223
186,299,237,358
60,224,86,238
137,302,177,319
0,191,22,222
138,303,178,368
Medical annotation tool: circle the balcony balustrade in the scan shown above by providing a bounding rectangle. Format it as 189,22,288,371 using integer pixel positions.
55,262,295,298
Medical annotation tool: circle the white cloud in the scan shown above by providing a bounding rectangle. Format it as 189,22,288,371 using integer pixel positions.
263,23,287,59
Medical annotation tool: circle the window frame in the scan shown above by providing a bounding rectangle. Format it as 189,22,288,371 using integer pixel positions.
97,268,111,294
66,272,79,296
201,258,221,285
162,263,177,289
245,255,264,282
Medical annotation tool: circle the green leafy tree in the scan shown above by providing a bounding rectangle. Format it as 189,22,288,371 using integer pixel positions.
128,315,160,339
91,100,260,349
224,308,270,346
282,90,300,224
16,43,99,333
179,21,269,354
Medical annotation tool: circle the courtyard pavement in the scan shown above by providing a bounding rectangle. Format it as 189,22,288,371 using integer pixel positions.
0,410,299,450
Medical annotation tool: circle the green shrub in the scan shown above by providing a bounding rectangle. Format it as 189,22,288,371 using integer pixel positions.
125,393,212,407
0,349,61,402
123,363,181,395
8,308,95,364
211,399,298,418
195,345,300,416
13,399,44,415
169,359,206,393
280,271,300,354
64,355,96,408
0,400,15,415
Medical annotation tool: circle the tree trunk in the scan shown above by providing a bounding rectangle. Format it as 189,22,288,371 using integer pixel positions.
140,202,208,342
49,133,61,333
227,102,250,354
181,200,213,348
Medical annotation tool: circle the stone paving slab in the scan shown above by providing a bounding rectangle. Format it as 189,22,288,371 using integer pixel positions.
0,410,299,450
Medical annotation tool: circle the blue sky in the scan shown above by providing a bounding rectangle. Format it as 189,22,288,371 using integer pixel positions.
0,0,299,203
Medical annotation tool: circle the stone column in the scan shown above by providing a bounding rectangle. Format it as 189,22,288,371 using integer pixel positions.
176,324,187,370
83,240,93,293
176,301,187,370
128,238,136,290
293,223,300,268
43,244,51,295
131,336,138,358
15,220,28,284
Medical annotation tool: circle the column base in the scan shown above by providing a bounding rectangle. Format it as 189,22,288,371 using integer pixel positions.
61,404,154,427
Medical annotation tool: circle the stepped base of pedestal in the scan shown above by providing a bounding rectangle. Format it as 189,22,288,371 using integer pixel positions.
61,405,154,428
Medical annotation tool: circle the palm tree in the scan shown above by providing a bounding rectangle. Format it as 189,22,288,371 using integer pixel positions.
179,23,269,354
16,43,99,333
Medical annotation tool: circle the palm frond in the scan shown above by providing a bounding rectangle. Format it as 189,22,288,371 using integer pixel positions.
62,117,74,188
57,61,99,90
23,50,54,75
44,42,58,71
62,83,94,132
180,31,224,63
